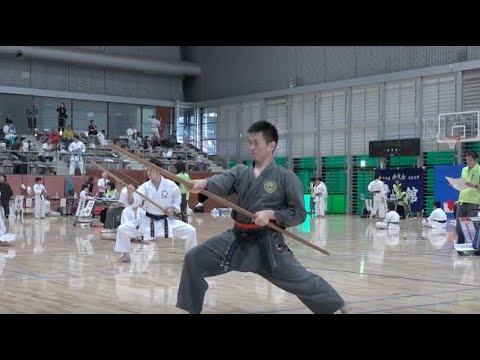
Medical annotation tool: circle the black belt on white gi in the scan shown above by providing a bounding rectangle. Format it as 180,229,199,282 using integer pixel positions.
433,219,447,223
144,212,169,238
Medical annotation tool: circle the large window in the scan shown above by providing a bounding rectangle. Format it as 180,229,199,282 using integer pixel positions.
108,103,141,138
141,106,157,137
37,97,72,132
201,108,217,155
0,93,173,142
0,93,39,134
72,100,107,136
177,108,198,145
0,94,75,134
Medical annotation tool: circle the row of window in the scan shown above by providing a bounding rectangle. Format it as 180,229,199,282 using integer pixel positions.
0,93,220,155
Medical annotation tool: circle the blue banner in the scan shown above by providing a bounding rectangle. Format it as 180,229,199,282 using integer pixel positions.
434,164,464,219
377,168,425,213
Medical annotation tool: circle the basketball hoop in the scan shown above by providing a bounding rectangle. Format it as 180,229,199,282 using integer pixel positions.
437,111,480,149
447,136,460,149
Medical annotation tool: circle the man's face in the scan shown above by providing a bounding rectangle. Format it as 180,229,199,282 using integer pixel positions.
146,167,161,182
248,132,275,162
467,155,477,168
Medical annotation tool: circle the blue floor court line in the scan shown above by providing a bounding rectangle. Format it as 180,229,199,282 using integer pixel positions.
2,269,49,280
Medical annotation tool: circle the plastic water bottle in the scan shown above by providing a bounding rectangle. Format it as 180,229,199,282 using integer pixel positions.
55,192,59,198
74,192,78,199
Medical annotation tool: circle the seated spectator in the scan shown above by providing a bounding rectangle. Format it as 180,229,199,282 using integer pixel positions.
10,137,28,174
63,125,74,147
128,132,140,149
88,120,99,137
48,129,61,148
143,135,153,152
151,134,162,148
126,124,137,139
169,130,178,146
22,138,33,152
39,139,55,162
3,119,15,144
162,148,173,159
97,130,107,146
100,185,129,233
104,181,118,199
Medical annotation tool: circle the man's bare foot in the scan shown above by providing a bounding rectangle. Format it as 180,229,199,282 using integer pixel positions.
339,304,352,314
118,253,131,263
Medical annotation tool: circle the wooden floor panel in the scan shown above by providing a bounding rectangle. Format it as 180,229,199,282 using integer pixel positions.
0,213,475,314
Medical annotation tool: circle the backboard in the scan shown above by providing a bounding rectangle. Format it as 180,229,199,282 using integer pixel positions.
438,111,480,144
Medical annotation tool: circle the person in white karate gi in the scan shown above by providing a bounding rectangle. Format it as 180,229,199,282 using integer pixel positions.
375,201,400,231
120,200,146,243
68,135,86,175
33,177,47,220
114,159,198,262
121,202,146,225
0,214,15,246
313,177,328,217
368,173,386,219
422,201,448,230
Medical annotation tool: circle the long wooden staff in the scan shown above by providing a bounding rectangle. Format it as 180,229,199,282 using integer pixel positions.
89,160,169,214
116,168,141,186
110,145,330,256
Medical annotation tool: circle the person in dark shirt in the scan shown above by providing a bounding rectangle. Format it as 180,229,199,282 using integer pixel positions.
86,177,95,195
0,175,13,219
56,102,68,132
88,120,99,137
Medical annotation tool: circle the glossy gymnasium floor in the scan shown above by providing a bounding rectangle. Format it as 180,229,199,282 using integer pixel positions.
0,210,478,314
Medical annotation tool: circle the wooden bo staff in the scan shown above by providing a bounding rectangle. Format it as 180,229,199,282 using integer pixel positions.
115,168,140,187
109,144,330,256
89,160,170,214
